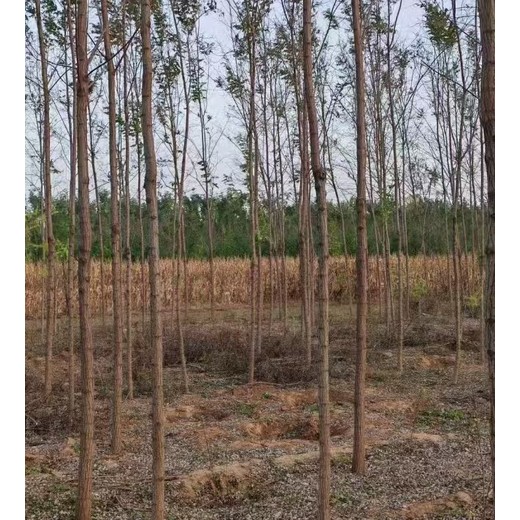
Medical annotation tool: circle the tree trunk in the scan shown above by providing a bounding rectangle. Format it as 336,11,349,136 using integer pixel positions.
196,79,215,320
478,0,494,493
299,98,312,366
351,0,369,476
124,10,134,400
276,107,288,330
100,0,123,456
247,8,258,384
171,12,191,394
386,0,404,373
76,0,95,517
302,0,330,517
35,0,56,401
88,103,106,327
479,132,486,364
65,0,77,429
141,1,165,517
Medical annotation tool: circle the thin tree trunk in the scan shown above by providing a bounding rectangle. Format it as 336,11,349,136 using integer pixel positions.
171,12,190,393
450,1,467,383
276,111,288,330
254,117,263,355
478,0,494,493
196,78,215,320
303,0,330,516
367,143,383,319
386,0,404,373
35,0,56,400
76,0,95,517
247,6,258,384
401,130,410,320
124,10,134,400
141,1,165,517
479,131,486,364
283,0,311,362
130,72,147,332
88,103,106,327
100,0,124,455
351,0,368,477
65,0,77,429
300,103,312,365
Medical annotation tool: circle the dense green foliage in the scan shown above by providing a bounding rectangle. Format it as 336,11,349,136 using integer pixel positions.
25,190,481,262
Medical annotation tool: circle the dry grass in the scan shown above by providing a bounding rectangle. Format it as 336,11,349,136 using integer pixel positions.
25,255,481,319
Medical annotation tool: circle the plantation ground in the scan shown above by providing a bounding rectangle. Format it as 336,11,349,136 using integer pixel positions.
25,304,492,519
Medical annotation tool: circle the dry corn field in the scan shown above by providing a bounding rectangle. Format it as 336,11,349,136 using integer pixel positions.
25,255,481,319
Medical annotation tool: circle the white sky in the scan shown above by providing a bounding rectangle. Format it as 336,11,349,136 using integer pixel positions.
24,0,470,205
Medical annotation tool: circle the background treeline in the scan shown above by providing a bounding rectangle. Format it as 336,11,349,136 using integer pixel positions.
25,190,483,261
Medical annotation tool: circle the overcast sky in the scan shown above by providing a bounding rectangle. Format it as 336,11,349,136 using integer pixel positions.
25,0,461,205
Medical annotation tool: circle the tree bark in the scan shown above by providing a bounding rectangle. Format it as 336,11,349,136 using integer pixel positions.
65,0,77,429
100,0,124,456
478,0,494,494
386,0,404,373
247,3,258,384
76,0,95,517
124,8,134,400
352,0,369,476
35,0,56,401
141,1,165,517
171,10,191,393
302,0,330,517
88,103,106,327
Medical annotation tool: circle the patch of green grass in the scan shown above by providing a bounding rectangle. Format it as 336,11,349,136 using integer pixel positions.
307,403,319,414
431,508,473,519
26,481,77,518
235,403,256,418
370,372,387,384
332,452,352,467
50,481,74,494
417,408,467,429
332,491,358,507
26,464,44,476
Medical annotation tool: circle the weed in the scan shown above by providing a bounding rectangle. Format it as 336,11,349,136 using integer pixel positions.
464,292,481,318
412,279,429,301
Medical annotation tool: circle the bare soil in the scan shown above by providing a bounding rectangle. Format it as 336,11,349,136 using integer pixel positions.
25,305,493,519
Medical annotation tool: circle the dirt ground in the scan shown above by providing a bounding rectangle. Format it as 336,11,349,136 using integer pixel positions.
25,304,493,519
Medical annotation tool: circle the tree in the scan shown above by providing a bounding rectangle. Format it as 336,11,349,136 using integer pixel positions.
122,1,134,400
351,0,369,476
385,0,404,373
76,0,95,517
243,0,262,383
99,0,124,456
34,0,56,400
64,0,77,429
302,0,331,516
281,0,312,365
141,0,165,517
478,0,494,493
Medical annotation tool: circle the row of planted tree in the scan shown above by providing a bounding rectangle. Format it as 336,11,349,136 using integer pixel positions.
26,192,488,260
25,0,494,518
